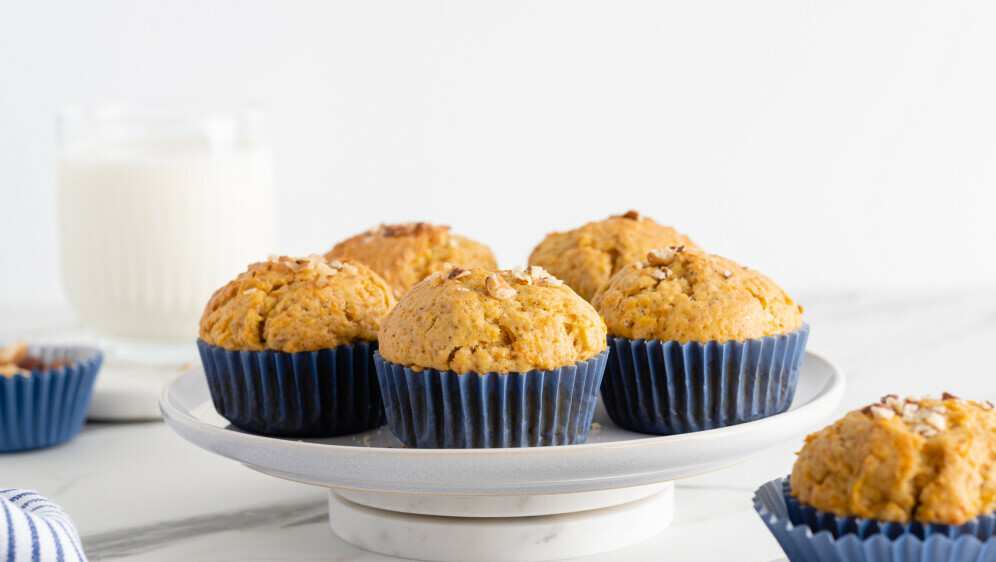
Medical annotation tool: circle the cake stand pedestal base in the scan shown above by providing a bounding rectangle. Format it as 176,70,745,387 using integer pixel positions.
328,482,674,562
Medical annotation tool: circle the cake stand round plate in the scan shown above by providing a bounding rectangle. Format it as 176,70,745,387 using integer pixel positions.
161,351,844,562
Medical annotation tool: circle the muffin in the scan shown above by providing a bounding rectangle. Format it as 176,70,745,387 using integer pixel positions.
375,265,609,448
197,254,396,436
326,222,497,298
755,395,996,562
528,211,697,302
792,395,996,526
0,341,102,453
591,245,808,435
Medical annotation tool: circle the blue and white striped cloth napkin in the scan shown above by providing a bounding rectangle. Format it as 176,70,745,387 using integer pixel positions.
0,489,86,561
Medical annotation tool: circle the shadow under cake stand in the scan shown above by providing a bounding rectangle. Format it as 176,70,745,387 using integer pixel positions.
160,352,844,562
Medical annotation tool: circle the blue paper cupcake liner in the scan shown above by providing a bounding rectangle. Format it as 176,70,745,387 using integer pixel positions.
197,339,386,437
374,350,608,448
755,477,996,562
0,345,102,453
782,479,996,541
600,324,809,435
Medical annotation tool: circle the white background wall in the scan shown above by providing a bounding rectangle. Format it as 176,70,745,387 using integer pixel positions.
2,1,995,307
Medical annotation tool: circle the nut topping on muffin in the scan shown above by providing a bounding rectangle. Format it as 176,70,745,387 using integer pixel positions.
593,246,802,343
649,268,670,281
426,271,446,287
327,222,497,294
510,265,562,287
485,273,516,299
862,394,951,437
511,265,531,283
867,403,896,420
447,267,471,280
377,222,438,238
332,260,360,275
267,253,337,274
647,246,682,267
378,267,606,374
529,213,697,301
527,266,562,286
199,255,396,353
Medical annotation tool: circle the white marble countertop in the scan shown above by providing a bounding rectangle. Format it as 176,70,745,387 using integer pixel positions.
2,288,994,562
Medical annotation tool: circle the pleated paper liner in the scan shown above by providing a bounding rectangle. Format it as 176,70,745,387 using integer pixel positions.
374,350,608,448
600,324,809,435
781,479,996,540
197,339,386,437
0,345,102,453
755,477,996,562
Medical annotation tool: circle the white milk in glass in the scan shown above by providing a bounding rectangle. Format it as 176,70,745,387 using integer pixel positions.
58,106,274,358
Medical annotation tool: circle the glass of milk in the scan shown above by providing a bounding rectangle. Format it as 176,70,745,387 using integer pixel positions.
57,103,275,364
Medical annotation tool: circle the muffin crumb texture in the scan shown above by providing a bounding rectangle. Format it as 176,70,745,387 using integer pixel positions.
199,255,396,353
791,395,996,525
528,212,697,301
378,266,606,374
326,222,497,295
591,246,802,343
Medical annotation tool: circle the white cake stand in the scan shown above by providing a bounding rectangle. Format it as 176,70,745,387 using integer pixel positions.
161,351,844,562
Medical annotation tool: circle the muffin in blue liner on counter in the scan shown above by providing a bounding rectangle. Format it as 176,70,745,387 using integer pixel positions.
197,255,396,437
375,265,609,448
590,246,807,435
755,394,996,562
0,341,102,453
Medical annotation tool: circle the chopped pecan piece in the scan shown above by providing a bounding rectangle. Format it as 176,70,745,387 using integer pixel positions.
485,274,516,300
447,268,471,280
650,268,670,281
647,246,683,266
868,403,895,420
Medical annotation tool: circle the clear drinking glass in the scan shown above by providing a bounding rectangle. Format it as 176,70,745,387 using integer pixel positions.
57,103,275,364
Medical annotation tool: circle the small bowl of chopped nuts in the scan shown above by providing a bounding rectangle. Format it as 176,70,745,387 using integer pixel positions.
0,341,103,453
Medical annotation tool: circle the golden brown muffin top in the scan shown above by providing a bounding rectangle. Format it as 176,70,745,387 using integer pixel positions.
199,255,396,353
791,394,996,525
527,211,698,302
325,222,497,298
591,246,802,343
378,265,607,374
